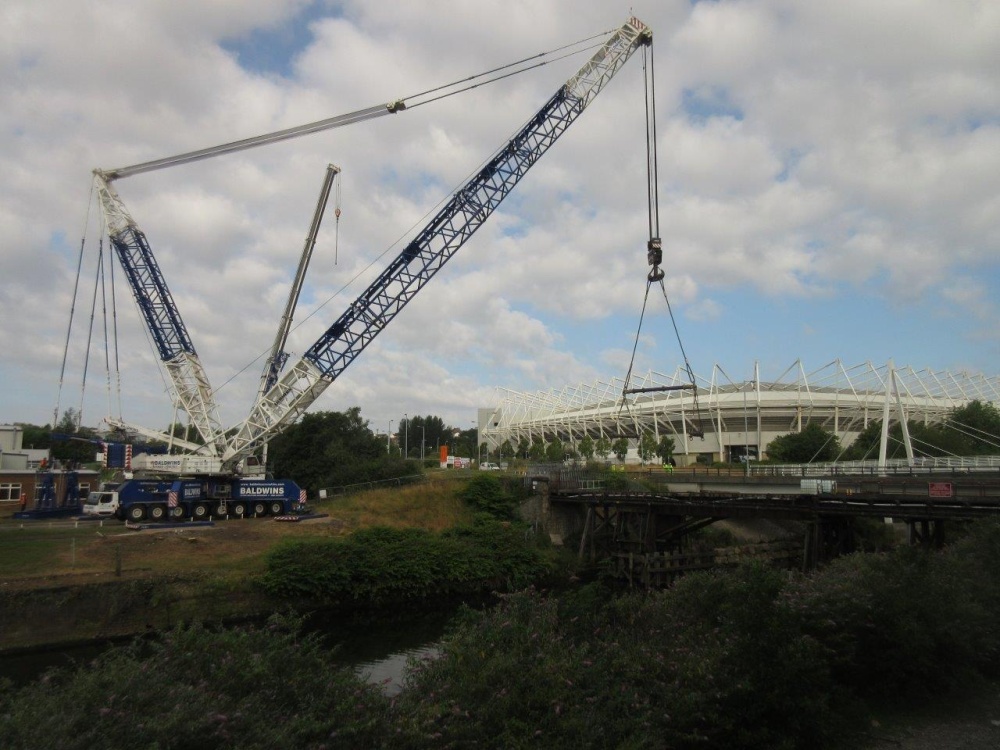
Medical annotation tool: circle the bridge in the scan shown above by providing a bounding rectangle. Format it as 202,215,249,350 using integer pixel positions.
526,465,1000,587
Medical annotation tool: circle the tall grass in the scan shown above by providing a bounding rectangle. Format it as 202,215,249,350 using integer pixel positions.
318,480,473,532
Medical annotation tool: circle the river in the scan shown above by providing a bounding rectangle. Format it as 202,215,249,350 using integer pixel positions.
0,603,460,694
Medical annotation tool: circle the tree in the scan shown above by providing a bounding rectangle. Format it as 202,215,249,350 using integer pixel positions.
528,436,546,461
56,408,80,433
517,437,530,459
269,408,405,493
656,434,676,465
595,437,612,462
17,423,51,450
397,415,450,459
638,432,658,465
48,410,100,463
948,400,1000,454
167,422,202,444
842,402,1000,461
766,423,840,463
545,438,565,463
612,437,629,464
500,440,514,460
578,435,595,462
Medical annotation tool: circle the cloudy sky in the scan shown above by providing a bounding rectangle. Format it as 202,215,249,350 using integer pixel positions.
2,0,998,438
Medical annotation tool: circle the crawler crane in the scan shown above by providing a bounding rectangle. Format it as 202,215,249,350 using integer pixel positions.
80,16,654,520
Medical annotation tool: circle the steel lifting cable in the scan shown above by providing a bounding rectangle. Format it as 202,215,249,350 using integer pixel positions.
99,237,113,420
333,170,342,265
102,31,611,182
77,236,104,429
53,183,97,427
619,43,705,438
109,234,124,419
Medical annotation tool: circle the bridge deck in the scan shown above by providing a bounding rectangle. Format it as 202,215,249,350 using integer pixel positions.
548,471,1000,522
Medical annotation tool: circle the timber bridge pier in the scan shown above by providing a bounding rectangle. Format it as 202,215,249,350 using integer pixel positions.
528,464,1000,586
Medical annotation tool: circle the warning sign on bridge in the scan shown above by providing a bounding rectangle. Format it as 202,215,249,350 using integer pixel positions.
928,482,953,498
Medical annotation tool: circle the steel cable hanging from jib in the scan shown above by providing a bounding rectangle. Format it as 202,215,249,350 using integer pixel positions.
619,42,705,439
100,30,613,182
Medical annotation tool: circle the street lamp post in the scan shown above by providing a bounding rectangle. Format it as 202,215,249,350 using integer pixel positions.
420,426,425,461
388,420,393,454
472,419,479,466
403,413,408,459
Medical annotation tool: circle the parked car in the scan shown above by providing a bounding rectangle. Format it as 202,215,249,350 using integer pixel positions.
480,462,501,471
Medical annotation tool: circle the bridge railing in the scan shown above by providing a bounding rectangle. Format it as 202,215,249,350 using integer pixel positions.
748,456,1000,478
319,473,427,498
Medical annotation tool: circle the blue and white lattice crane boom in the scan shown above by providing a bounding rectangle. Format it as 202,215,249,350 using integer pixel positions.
221,16,653,467
94,172,227,460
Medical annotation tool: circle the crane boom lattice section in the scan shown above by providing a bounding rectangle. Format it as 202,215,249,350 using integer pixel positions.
222,17,652,465
95,175,224,452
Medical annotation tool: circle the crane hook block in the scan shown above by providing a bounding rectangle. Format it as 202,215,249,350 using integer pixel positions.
647,237,664,281
387,100,407,113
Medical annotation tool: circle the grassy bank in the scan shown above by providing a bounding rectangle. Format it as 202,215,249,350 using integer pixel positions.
5,521,1000,749
0,477,482,650
0,479,474,585
0,475,553,651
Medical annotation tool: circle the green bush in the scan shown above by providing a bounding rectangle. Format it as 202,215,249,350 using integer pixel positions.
12,522,1000,749
393,565,839,749
459,474,525,519
260,521,549,603
788,521,1000,700
0,615,388,750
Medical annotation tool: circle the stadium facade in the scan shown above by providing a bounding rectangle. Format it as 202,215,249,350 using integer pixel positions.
479,360,1000,465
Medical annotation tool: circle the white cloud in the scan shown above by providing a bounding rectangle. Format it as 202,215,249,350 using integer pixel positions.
1,0,997,436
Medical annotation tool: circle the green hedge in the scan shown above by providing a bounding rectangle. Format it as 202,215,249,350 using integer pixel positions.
259,520,549,603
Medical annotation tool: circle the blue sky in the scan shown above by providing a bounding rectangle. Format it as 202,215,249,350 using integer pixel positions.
1,0,998,437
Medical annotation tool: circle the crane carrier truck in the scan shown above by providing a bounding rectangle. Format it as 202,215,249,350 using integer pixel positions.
83,477,305,522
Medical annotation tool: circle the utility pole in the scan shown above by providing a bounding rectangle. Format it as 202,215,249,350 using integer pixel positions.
420,426,425,461
403,413,408,459
388,420,393,454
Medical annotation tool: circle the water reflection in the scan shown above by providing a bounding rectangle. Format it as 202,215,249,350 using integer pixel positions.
355,645,440,696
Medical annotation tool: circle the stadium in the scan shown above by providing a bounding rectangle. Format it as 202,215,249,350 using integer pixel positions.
479,360,1000,465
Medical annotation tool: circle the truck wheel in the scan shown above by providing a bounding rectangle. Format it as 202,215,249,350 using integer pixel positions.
252,501,267,516
127,505,146,522
213,503,228,518
192,503,210,520
232,502,247,517
149,504,167,521
170,505,186,520
269,501,284,515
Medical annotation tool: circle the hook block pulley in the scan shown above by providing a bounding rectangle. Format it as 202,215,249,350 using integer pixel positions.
646,237,664,282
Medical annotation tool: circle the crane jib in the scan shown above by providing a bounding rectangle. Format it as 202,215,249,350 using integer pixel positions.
222,15,651,465
302,87,583,378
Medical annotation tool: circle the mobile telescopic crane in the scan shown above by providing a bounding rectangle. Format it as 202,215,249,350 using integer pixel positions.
87,16,653,506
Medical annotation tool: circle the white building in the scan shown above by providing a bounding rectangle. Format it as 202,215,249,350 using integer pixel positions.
479,360,1000,465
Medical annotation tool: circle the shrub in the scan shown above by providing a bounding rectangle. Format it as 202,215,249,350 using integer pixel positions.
786,525,1000,701
0,615,388,750
260,521,549,604
459,474,523,519
393,564,840,749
